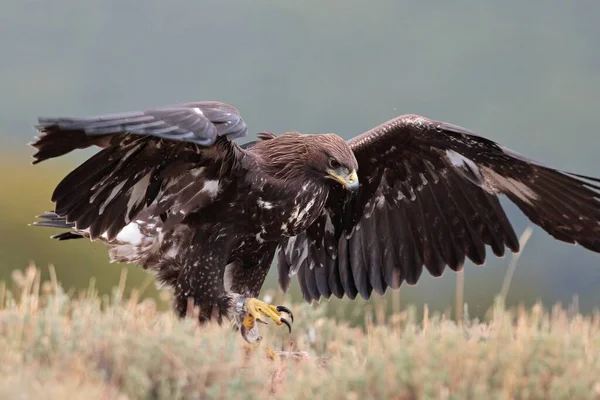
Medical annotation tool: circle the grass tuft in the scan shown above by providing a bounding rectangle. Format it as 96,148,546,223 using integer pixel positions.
1,265,599,399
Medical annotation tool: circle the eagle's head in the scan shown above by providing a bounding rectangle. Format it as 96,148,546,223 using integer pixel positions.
305,133,359,193
254,132,359,192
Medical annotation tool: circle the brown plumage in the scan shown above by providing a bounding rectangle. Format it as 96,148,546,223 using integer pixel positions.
251,133,357,182
30,102,600,340
280,115,600,302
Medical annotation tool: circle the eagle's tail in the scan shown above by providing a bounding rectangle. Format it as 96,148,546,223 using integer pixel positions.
31,212,83,240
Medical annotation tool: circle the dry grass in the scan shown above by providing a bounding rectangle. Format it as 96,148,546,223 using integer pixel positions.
1,265,600,400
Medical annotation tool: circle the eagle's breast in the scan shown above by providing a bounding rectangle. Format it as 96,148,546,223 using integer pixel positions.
282,181,328,234
250,180,329,244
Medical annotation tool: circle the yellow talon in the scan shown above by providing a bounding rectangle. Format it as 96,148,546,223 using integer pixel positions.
239,298,293,343
245,299,286,327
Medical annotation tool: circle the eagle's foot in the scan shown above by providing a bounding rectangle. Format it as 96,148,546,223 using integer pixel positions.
236,297,293,343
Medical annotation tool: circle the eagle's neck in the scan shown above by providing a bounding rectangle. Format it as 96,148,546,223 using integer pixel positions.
245,134,333,237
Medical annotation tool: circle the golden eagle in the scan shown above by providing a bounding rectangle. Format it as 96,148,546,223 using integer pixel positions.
31,101,600,342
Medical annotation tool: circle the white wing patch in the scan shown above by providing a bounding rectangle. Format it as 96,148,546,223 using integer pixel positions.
446,149,539,205
106,220,167,265
446,149,476,169
481,167,540,205
202,180,220,197
115,222,143,245
258,199,274,209
446,149,484,185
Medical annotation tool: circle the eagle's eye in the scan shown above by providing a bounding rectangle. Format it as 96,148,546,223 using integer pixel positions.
329,159,341,169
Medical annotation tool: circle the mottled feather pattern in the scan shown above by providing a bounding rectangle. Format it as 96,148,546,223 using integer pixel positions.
280,114,600,303
31,102,599,324
49,136,225,241
31,102,258,323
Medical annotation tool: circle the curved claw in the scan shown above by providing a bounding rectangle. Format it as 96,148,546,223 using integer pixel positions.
239,299,294,343
276,305,294,323
280,317,292,333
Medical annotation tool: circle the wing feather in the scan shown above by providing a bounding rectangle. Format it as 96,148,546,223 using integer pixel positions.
32,101,250,241
366,206,386,295
350,222,373,299
279,114,600,303
327,255,345,298
437,171,487,264
32,101,247,164
314,259,332,300
337,237,359,300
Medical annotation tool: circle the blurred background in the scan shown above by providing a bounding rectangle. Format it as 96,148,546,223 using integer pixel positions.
1,0,599,322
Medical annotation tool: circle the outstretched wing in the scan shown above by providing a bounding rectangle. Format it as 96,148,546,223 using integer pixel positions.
279,114,600,302
31,101,247,163
31,101,248,240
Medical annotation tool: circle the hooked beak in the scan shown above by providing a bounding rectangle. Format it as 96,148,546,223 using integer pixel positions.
328,169,359,193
